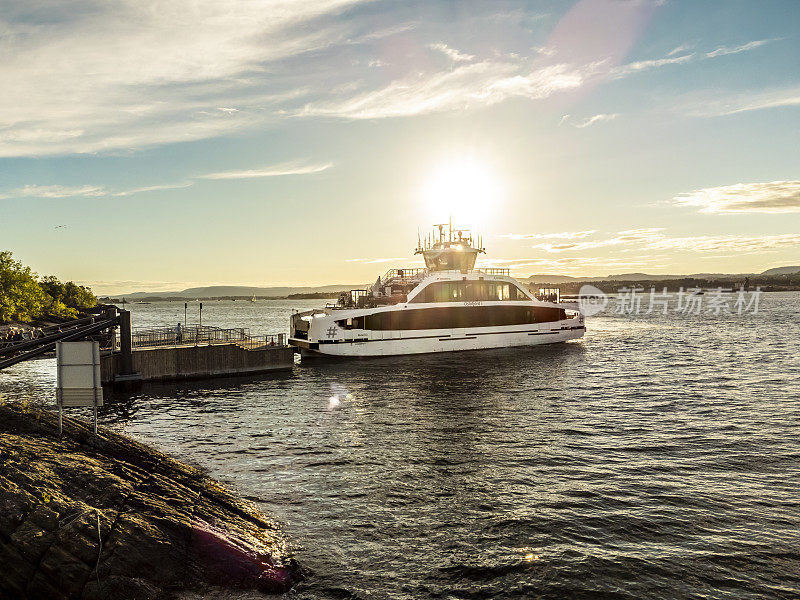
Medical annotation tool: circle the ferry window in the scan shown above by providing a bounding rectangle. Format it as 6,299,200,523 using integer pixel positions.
335,316,366,329
509,285,528,300
411,281,529,302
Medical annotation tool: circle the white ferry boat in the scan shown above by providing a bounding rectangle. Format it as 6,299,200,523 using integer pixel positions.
289,225,585,357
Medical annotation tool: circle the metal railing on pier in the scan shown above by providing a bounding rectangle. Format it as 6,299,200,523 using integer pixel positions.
117,325,285,350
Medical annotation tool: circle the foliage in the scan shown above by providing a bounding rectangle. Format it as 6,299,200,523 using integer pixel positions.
0,251,48,323
0,251,97,323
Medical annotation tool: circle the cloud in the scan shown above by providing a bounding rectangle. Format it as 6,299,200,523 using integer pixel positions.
574,113,618,128
668,44,693,56
0,0,368,157
113,182,194,196
298,61,588,119
686,87,800,117
644,234,800,253
428,43,474,63
481,255,663,275
530,228,664,252
0,1,777,158
506,227,800,256
199,161,334,180
608,37,773,83
500,230,596,240
706,39,773,58
0,184,107,200
1,159,331,199
612,53,694,78
674,181,800,214
345,257,409,264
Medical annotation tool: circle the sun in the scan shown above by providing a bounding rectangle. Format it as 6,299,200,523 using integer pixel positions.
420,158,502,228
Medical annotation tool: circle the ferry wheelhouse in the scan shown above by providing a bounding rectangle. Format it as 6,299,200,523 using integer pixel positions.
289,225,585,357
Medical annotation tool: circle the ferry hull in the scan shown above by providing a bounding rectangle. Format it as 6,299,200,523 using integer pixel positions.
290,324,584,357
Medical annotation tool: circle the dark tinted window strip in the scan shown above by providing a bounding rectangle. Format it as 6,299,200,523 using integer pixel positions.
361,305,565,331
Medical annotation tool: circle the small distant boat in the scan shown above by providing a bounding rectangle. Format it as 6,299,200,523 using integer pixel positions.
250,295,257,303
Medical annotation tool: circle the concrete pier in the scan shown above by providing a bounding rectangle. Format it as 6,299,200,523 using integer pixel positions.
101,343,293,384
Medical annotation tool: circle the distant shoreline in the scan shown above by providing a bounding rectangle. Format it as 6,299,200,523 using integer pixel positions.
99,291,345,303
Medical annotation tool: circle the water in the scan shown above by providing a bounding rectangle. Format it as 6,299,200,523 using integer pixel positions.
2,296,799,599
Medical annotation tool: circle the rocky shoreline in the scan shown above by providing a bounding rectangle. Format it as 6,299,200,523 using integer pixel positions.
0,402,301,599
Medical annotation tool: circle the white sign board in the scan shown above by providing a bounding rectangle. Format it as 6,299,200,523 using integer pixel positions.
56,341,103,407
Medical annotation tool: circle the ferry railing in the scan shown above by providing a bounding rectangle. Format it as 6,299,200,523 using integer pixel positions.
377,267,511,283
474,268,511,276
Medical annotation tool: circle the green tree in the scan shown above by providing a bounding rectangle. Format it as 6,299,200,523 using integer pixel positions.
0,252,98,323
0,251,48,323
40,276,96,311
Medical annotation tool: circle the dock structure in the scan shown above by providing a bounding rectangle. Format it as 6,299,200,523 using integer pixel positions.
0,308,293,384
101,321,294,385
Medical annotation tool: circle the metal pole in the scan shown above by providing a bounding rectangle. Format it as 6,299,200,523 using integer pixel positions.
119,310,133,375
199,302,203,344
184,302,187,329
92,342,99,435
58,404,62,437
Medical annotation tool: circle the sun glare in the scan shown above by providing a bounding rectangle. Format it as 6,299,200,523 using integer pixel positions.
420,158,502,228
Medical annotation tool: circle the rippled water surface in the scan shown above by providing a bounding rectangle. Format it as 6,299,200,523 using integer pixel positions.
2,296,799,599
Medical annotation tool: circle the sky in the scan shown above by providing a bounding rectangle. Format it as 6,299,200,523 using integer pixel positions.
1,0,798,294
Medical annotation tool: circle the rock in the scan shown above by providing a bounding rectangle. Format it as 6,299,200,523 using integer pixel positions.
0,402,301,599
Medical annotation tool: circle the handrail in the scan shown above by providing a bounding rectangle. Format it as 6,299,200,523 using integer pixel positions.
0,317,120,371
123,324,286,349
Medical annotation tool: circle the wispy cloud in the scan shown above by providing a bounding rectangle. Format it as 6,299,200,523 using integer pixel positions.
612,53,694,78
505,227,800,256
482,255,663,275
645,233,800,253
345,257,410,264
612,37,774,81
530,228,664,252
0,0,368,157
668,44,694,56
0,184,107,200
0,2,785,158
113,182,194,196
674,181,800,214
574,113,619,128
500,230,596,240
1,159,331,199
298,61,589,119
199,162,333,180
686,87,800,117
706,39,774,58
428,43,474,63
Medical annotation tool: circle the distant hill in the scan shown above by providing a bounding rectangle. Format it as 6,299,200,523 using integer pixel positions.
601,273,684,281
761,266,800,276
122,284,360,300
